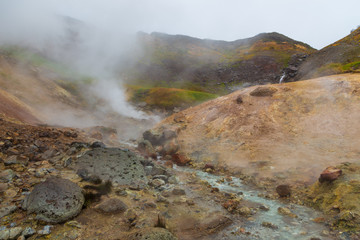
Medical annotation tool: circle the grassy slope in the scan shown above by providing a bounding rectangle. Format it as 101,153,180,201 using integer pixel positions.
296,27,360,80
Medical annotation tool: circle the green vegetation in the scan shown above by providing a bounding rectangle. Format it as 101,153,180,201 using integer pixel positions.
127,85,217,110
315,61,360,77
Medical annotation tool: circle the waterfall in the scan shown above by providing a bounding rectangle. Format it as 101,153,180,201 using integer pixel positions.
279,73,286,84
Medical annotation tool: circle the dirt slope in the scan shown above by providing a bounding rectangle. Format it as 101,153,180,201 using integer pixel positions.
155,74,360,183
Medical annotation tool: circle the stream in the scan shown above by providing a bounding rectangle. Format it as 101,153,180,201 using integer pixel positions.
173,165,335,240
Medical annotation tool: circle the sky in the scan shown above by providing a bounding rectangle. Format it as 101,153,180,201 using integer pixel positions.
1,0,358,50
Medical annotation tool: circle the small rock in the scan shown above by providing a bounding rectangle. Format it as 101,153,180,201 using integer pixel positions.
172,187,185,195
259,205,270,211
0,183,8,193
95,198,128,214
35,168,48,178
0,205,17,218
168,175,179,184
124,209,137,223
204,163,215,171
22,227,36,237
237,207,252,216
0,169,15,183
261,221,278,229
90,141,106,148
277,207,298,218
149,165,168,176
65,220,82,229
171,153,190,166
276,185,291,197
151,179,166,188
236,95,243,104
10,227,23,240
17,235,25,240
156,194,169,203
152,175,168,182
38,225,52,235
319,166,342,183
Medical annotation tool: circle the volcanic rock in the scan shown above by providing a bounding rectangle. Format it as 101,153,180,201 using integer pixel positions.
73,148,148,187
0,205,17,218
0,227,23,240
319,166,342,183
137,140,156,158
236,95,243,104
0,169,15,182
171,153,190,166
276,184,291,197
277,207,298,218
22,177,84,223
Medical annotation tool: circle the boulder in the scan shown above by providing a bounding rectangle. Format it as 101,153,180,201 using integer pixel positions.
250,86,278,97
276,184,291,197
319,166,342,183
137,140,157,158
171,153,190,166
22,177,84,223
95,198,128,214
143,129,177,147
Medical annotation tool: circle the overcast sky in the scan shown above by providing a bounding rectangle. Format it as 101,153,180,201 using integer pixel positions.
1,0,359,50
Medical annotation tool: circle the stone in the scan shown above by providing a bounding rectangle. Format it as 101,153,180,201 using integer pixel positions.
236,95,243,104
261,221,278,229
90,141,106,148
150,165,168,176
127,227,177,240
237,207,252,216
153,175,168,182
0,169,15,183
0,227,23,240
319,166,342,183
95,198,128,214
168,176,179,184
162,139,179,156
137,140,156,158
171,153,190,166
38,225,51,235
23,177,84,223
276,184,291,197
172,187,185,195
143,129,176,147
0,183,8,193
22,227,36,237
250,86,278,97
34,168,48,178
277,207,298,218
151,179,166,188
0,205,17,218
204,163,215,171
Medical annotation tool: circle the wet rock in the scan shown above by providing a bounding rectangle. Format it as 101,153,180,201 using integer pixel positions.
73,148,148,187
276,184,291,197
259,204,270,211
151,179,166,188
95,198,128,214
172,187,185,195
23,177,84,223
0,205,17,218
277,207,298,218
0,170,15,183
261,221,278,229
22,227,36,237
38,225,52,235
127,227,177,240
250,86,278,97
319,166,342,183
90,141,106,148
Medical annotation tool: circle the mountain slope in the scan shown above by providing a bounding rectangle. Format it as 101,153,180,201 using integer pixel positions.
123,32,315,94
294,27,360,80
152,73,360,183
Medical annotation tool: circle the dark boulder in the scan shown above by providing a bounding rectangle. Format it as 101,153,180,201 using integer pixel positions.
250,86,278,97
22,177,84,223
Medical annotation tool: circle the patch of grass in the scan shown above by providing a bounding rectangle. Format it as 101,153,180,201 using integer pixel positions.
342,61,360,71
127,85,217,110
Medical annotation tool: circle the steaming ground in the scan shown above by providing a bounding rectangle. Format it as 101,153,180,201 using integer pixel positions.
154,73,360,183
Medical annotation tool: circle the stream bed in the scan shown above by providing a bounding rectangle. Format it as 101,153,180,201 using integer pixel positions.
173,165,336,240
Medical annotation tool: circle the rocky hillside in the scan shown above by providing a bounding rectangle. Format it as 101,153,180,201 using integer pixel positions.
293,27,360,81
123,32,315,94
